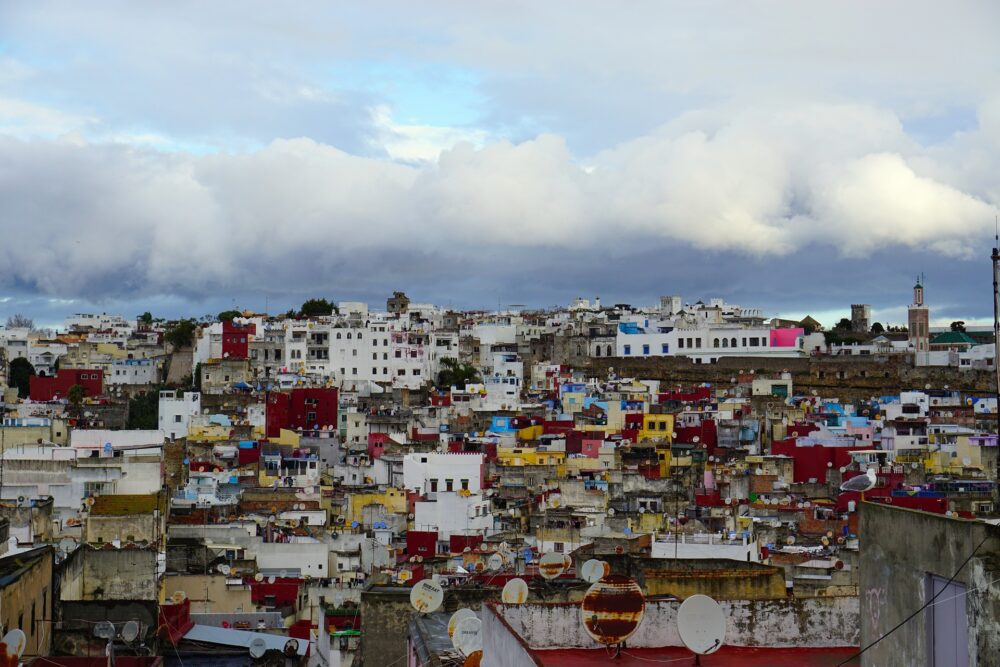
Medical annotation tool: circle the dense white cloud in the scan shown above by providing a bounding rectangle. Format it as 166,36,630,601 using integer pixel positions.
0,101,996,301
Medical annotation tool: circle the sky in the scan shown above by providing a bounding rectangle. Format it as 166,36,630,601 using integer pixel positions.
1,1,999,328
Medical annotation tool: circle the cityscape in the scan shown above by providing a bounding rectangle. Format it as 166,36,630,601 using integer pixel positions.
3,3,1000,667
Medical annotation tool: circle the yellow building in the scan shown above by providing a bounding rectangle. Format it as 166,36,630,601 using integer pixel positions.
346,487,408,526
639,413,675,443
496,446,566,467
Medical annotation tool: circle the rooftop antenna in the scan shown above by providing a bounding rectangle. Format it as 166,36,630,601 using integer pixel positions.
992,218,1000,465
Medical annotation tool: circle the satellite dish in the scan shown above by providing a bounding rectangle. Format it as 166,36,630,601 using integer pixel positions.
254,572,264,582
283,639,300,657
487,553,504,571
786,536,796,545
581,575,645,645
409,579,445,613
448,609,477,638
501,578,529,604
267,576,276,584
724,497,732,505
278,569,289,579
693,436,700,443
1,630,26,659
607,508,616,516
539,552,568,580
821,536,830,546
677,594,725,656
170,591,187,604
248,637,268,659
452,617,483,657
581,559,609,583
94,621,116,640
121,620,141,643
218,564,231,575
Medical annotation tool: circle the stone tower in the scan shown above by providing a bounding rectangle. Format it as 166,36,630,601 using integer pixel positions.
908,276,929,366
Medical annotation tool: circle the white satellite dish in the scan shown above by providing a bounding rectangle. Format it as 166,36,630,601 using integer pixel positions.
452,617,483,657
249,637,268,659
254,572,264,582
677,594,725,656
121,620,141,643
409,579,444,613
448,608,477,638
607,508,616,516
217,564,231,575
487,553,504,571
501,578,529,604
94,621,116,640
1,629,26,659
267,576,276,584
581,559,609,583
538,552,568,580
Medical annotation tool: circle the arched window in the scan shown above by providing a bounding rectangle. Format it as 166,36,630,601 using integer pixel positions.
595,346,601,357
347,332,352,339
576,346,583,356
713,338,720,348
722,339,728,348
607,345,612,357
731,338,737,348
336,332,341,339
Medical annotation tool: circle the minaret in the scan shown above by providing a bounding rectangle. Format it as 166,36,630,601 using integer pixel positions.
908,275,929,366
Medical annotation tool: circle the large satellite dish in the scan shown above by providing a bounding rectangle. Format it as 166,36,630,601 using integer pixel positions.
121,620,141,643
452,617,483,657
487,553,504,571
501,578,529,604
217,564,231,575
409,579,444,613
1,629,26,659
581,575,645,647
677,594,725,656
448,609,477,638
581,559,610,583
248,637,268,659
94,621,116,640
538,552,567,580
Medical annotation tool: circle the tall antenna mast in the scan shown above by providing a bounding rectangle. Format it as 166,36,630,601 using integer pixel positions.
992,219,1000,463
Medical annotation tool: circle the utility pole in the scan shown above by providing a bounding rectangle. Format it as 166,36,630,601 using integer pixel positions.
992,237,1000,484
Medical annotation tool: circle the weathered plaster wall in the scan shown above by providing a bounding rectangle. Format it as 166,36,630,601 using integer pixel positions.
859,502,1000,667
496,597,859,649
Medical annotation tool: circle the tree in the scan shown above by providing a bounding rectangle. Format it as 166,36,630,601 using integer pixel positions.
870,322,885,334
165,319,197,348
5,314,33,329
8,357,34,398
437,357,481,389
67,384,86,418
138,312,154,325
299,298,336,317
127,389,160,429
951,321,966,333
835,318,852,331
217,310,241,323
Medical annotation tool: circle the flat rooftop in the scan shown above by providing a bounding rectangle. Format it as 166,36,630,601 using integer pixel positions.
533,646,860,666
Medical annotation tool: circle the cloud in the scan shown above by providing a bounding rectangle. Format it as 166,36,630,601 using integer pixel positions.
0,100,996,311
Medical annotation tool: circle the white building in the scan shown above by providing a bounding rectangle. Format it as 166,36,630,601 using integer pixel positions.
108,358,158,385
403,452,483,495
158,391,202,440
413,492,493,539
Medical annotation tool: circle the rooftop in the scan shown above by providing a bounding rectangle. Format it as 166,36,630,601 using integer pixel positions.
533,646,860,666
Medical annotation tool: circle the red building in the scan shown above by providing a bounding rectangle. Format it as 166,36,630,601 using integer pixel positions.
29,368,103,401
222,320,254,359
406,530,438,557
266,387,338,437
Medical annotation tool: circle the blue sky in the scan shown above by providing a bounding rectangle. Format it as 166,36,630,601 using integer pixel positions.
1,1,999,328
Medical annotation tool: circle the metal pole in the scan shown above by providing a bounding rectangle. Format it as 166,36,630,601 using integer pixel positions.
992,243,1000,478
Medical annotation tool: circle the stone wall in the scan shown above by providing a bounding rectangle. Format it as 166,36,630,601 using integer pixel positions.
581,355,997,402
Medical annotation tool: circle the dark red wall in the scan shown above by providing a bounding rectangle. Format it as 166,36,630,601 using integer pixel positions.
29,368,103,401
406,530,438,557
267,387,338,437
222,321,254,359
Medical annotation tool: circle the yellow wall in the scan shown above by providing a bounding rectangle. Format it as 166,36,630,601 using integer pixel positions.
496,447,566,467
347,487,408,525
639,413,674,443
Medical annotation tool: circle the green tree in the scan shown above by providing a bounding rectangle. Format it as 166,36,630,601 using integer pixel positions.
870,322,885,334
165,319,197,348
437,357,481,389
127,389,160,429
67,384,86,418
217,309,241,323
835,317,852,331
951,321,966,333
138,312,154,325
299,298,336,317
8,357,35,398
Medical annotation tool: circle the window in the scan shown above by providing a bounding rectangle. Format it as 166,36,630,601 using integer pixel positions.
398,369,406,376
595,346,601,357
696,338,702,347
336,333,342,339
373,367,378,375
352,368,357,375
373,353,378,360
357,333,362,340
713,338,720,348
642,344,650,355
383,367,388,375
553,542,564,553
346,333,352,339
722,339,728,348
661,344,669,354
430,479,438,492
445,479,454,492
413,369,420,375
623,345,631,355
678,338,684,349
395,350,402,358
461,479,469,491
607,345,612,356
742,338,747,347
174,415,182,423
731,338,737,348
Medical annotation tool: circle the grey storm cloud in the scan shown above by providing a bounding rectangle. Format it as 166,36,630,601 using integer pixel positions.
1,1,1000,321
